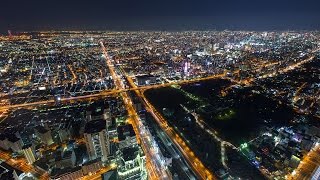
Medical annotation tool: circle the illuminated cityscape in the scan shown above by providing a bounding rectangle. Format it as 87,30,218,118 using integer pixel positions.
0,0,320,179
0,30,319,180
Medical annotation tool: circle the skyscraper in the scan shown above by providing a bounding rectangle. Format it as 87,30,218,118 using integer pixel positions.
84,120,110,162
117,124,137,149
22,144,36,164
35,126,54,146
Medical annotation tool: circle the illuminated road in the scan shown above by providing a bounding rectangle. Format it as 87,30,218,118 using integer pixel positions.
100,42,170,180
286,144,320,180
0,149,48,179
292,82,307,104
0,110,9,123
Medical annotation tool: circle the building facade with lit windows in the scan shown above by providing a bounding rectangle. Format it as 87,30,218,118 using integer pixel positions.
117,124,137,150
116,146,147,180
22,144,36,164
35,126,54,145
86,103,111,123
311,165,320,180
84,119,110,162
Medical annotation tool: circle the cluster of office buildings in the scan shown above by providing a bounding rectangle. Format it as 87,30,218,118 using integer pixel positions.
0,98,148,180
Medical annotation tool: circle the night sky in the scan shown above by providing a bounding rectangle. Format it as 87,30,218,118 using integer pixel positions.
1,0,320,33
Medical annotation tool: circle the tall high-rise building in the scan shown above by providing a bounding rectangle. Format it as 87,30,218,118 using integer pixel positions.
22,144,36,164
86,106,111,122
117,146,147,180
117,124,137,149
86,102,111,126
35,126,54,145
84,120,110,162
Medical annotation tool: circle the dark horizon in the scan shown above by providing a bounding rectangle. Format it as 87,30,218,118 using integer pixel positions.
1,0,320,34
